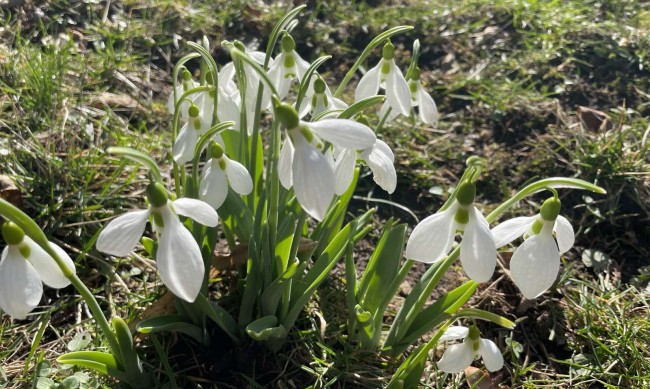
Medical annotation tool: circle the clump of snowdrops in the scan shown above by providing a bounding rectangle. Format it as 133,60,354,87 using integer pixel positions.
0,6,605,387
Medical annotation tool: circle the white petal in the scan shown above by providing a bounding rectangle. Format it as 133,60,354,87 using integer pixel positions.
355,62,381,102
331,97,348,110
219,62,237,94
554,216,575,254
216,90,241,124
386,62,411,116
405,205,457,263
157,207,204,302
173,123,199,164
249,50,266,65
96,209,150,257
372,139,394,162
439,326,469,342
460,207,497,282
437,341,475,373
333,148,357,195
510,231,560,299
294,52,311,80
173,198,219,227
0,247,43,319
199,162,229,209
362,141,397,193
479,339,504,371
167,84,185,115
491,216,536,248
417,85,439,126
26,238,73,289
225,158,253,195
278,136,295,189
307,119,376,150
292,134,335,221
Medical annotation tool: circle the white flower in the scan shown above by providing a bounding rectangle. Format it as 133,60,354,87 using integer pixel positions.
268,34,310,100
96,183,218,302
405,182,496,282
491,197,574,299
0,222,75,319
275,103,376,221
199,143,253,209
333,139,396,195
355,40,411,117
407,67,439,126
437,325,504,373
297,75,348,119
167,67,198,119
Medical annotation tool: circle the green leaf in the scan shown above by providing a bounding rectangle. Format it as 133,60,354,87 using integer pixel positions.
194,293,240,343
264,5,307,68
387,281,478,355
260,258,301,317
219,188,255,242
245,315,287,342
57,352,126,381
112,317,149,387
136,315,205,343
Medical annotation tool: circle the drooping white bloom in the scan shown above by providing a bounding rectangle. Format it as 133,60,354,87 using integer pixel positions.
0,222,75,319
405,182,496,282
268,34,310,100
407,66,439,127
173,103,213,164
167,67,199,119
200,142,253,209
275,103,376,221
355,40,411,117
297,75,348,119
491,197,574,299
96,183,218,302
437,325,504,373
333,139,396,195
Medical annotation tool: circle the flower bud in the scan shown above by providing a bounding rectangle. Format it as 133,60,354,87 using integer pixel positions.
540,197,561,221
314,76,326,94
209,141,224,159
382,40,395,60
181,67,192,81
281,33,296,53
274,101,300,129
2,222,25,246
456,182,476,206
146,182,169,208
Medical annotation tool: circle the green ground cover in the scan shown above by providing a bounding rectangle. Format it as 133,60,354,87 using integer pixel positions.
1,0,649,387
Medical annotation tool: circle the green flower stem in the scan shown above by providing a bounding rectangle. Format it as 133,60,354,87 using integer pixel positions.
485,177,606,224
43,245,124,366
186,42,220,127
171,53,201,120
334,25,413,98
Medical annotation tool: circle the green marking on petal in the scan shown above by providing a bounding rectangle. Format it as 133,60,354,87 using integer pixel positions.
283,54,296,69
531,218,544,235
381,61,391,75
455,207,470,225
152,211,165,229
19,243,30,259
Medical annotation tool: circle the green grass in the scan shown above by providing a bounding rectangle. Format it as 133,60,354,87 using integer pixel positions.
1,0,649,387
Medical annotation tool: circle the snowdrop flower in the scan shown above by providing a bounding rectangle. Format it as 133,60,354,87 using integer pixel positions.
268,33,310,100
355,40,411,117
405,182,497,282
96,182,218,302
437,325,504,373
275,101,376,221
407,66,439,127
200,142,253,209
491,196,574,299
167,67,198,119
298,75,348,118
333,136,397,195
173,102,226,164
0,222,75,319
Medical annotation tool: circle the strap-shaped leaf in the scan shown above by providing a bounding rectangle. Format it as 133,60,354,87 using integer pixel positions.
136,315,205,343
